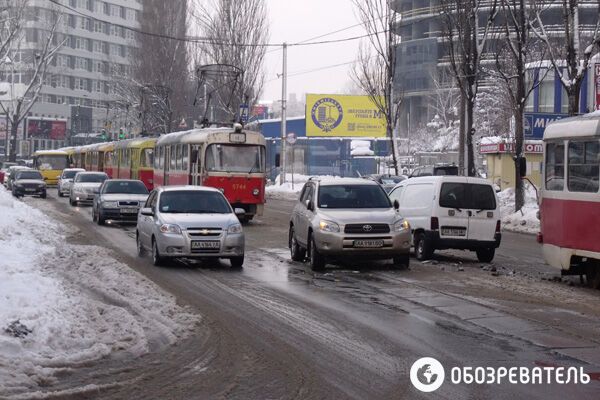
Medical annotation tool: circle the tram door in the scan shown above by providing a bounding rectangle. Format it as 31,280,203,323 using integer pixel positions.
190,145,202,185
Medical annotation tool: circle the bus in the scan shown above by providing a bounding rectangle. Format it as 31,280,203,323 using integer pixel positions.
32,150,71,185
154,125,267,220
539,113,600,288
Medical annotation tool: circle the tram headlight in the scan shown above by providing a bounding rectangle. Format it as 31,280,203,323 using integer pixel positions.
252,188,260,196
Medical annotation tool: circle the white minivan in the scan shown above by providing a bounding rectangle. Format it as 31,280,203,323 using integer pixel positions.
388,176,501,262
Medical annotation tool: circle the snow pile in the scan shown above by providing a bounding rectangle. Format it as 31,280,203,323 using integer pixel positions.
0,187,199,396
498,183,540,234
350,140,374,157
266,174,342,201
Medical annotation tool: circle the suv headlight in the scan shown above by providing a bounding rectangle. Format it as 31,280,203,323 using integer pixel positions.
102,201,118,208
228,223,243,234
319,220,340,233
159,224,182,234
393,219,410,232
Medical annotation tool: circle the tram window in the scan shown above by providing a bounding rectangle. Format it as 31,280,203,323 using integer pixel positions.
142,148,154,168
182,146,189,171
176,145,182,170
545,142,565,191
171,146,176,170
568,141,599,193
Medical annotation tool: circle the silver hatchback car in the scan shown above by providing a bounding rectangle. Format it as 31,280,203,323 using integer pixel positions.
289,178,411,271
136,186,246,267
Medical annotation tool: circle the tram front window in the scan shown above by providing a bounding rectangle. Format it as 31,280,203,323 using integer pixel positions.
205,144,265,173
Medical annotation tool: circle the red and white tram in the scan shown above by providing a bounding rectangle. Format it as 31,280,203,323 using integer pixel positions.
154,125,267,220
540,113,600,286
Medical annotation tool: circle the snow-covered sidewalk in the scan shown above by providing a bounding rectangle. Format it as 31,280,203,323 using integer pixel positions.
0,187,199,397
266,173,342,201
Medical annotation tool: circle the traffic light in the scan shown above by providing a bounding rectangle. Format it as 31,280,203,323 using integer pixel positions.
100,129,107,141
118,128,125,140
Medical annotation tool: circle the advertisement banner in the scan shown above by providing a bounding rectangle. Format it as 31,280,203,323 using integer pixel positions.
27,119,67,140
595,64,600,111
306,94,387,137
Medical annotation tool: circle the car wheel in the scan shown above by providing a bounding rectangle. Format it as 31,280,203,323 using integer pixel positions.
96,209,105,226
309,234,325,271
585,264,600,289
230,256,244,268
57,190,63,197
476,248,495,263
152,238,164,266
69,197,76,206
393,254,410,269
136,232,146,257
289,226,306,262
11,189,16,197
415,232,434,261
40,191,46,199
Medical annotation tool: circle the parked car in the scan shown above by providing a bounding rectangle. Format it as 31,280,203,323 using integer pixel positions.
409,164,459,178
5,166,31,190
388,176,501,262
289,178,411,271
363,174,407,193
136,186,246,267
69,172,108,206
57,168,86,197
0,162,17,184
92,179,150,225
11,169,47,198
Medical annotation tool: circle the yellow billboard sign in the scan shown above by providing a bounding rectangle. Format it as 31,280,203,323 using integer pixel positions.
306,94,387,137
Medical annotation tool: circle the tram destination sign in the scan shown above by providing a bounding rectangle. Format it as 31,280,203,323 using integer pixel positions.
230,132,246,143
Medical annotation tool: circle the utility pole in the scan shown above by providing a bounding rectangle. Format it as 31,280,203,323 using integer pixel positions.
280,42,288,185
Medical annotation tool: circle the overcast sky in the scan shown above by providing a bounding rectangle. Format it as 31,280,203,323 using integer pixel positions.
261,0,366,102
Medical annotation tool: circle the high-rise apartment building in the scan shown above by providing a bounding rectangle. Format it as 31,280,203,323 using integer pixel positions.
1,0,142,154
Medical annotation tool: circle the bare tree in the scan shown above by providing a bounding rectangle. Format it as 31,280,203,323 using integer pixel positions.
427,67,460,128
131,0,189,135
532,0,600,116
0,3,63,161
351,0,402,175
440,0,498,176
191,0,269,124
491,0,546,211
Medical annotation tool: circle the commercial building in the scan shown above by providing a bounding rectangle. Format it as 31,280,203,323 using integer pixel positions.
1,0,142,156
393,0,599,130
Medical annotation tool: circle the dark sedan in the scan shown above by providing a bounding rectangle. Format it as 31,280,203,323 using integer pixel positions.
92,179,149,225
363,174,406,193
12,170,47,198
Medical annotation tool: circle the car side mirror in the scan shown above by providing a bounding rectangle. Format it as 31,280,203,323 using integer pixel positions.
234,208,246,216
393,199,400,210
140,207,154,216
305,200,313,211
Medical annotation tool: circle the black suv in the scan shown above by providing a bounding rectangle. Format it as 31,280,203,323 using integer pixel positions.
12,170,47,198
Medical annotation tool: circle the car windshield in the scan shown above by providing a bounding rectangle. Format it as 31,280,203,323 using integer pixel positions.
318,184,391,209
62,170,82,179
16,171,43,180
434,166,459,176
76,174,107,183
205,144,265,173
35,155,68,170
439,183,496,210
103,181,148,194
380,176,404,185
159,191,232,214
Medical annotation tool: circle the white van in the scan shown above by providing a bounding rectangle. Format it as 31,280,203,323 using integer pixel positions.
388,176,501,262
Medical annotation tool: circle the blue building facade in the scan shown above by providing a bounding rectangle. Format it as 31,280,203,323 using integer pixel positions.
252,117,397,180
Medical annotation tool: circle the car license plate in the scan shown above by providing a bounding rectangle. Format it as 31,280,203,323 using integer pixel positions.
441,227,466,236
353,240,384,248
120,207,138,214
25,188,36,192
192,241,220,249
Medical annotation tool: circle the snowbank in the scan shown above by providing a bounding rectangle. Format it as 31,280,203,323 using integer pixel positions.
266,174,342,201
0,187,199,396
498,183,540,234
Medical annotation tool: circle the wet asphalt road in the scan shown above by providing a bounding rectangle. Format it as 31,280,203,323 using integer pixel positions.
18,193,600,400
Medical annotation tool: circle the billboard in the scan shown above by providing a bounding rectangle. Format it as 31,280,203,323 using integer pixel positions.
27,118,67,140
306,94,386,137
524,113,567,139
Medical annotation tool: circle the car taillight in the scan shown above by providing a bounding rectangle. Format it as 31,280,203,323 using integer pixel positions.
431,217,439,230
495,220,501,233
